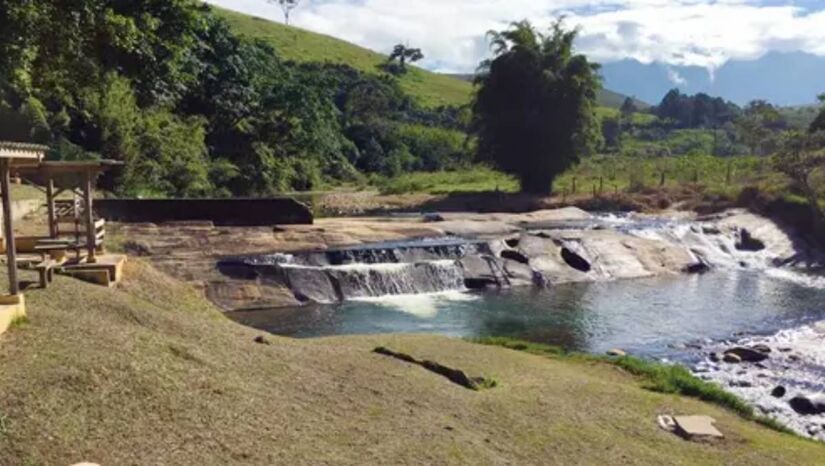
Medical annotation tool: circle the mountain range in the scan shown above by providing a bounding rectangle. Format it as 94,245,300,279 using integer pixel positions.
599,51,825,107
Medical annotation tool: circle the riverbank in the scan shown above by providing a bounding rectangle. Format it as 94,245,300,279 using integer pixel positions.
0,260,822,464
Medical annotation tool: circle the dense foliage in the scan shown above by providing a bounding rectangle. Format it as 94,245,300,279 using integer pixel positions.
0,0,470,197
472,20,601,194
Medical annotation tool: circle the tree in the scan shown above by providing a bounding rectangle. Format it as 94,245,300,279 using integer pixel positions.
774,131,825,230
268,0,302,25
471,20,601,194
620,97,637,120
810,94,825,133
735,100,786,156
385,44,424,75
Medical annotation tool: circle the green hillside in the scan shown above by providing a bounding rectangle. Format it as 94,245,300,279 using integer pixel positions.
214,7,473,108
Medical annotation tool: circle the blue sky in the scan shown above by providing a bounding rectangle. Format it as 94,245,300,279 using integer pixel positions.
205,0,825,73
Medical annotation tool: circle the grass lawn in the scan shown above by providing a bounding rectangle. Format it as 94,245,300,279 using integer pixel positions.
0,258,822,464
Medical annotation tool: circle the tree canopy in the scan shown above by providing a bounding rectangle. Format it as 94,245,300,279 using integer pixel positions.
0,0,471,197
471,20,601,194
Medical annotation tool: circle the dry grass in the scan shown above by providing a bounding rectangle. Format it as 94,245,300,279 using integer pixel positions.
0,261,821,464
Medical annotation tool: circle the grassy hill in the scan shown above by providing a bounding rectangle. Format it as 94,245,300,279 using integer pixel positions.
214,6,648,111
214,7,473,108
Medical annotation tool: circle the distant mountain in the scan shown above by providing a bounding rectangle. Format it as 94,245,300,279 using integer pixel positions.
600,51,825,107
444,74,650,110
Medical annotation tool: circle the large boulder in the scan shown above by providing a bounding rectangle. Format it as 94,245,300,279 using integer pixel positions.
283,267,340,303
723,347,769,363
736,228,766,252
460,255,503,290
789,395,825,416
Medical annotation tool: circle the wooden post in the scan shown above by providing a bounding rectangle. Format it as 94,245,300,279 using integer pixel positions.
46,175,57,238
1,160,19,295
83,171,96,263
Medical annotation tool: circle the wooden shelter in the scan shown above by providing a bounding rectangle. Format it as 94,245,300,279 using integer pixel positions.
15,160,121,264
0,141,46,334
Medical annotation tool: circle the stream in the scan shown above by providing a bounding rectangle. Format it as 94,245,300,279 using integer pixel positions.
226,212,825,440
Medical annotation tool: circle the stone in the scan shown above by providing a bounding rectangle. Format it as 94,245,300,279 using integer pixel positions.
253,335,271,345
789,395,825,416
606,348,627,357
724,347,769,363
423,213,445,223
723,353,742,364
460,256,504,290
684,262,710,274
735,228,766,252
729,380,753,388
752,344,772,354
283,266,340,303
708,352,721,363
771,386,787,398
673,415,724,440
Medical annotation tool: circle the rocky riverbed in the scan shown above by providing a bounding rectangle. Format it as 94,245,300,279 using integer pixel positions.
692,321,825,441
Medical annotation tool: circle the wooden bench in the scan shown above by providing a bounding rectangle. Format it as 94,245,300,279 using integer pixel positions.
32,258,57,288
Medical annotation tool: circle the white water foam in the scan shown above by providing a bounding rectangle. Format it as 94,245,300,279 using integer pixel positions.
352,290,478,318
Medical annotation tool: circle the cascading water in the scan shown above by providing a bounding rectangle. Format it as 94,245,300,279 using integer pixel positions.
280,260,466,301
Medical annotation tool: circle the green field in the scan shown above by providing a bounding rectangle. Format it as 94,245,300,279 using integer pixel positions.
215,7,473,108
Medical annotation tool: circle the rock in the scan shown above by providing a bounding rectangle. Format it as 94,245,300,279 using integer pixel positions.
684,262,710,274
460,255,504,290
723,347,769,363
729,380,753,388
701,226,722,235
752,344,772,354
283,266,340,303
561,247,591,273
123,240,153,256
735,228,766,252
788,354,801,362
789,395,825,416
423,213,445,223
502,260,538,287
500,249,530,265
606,348,627,357
708,352,721,363
253,335,272,345
504,237,520,248
723,353,743,364
771,386,787,398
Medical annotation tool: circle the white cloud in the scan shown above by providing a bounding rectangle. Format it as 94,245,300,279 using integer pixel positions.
667,67,688,85
204,1,825,72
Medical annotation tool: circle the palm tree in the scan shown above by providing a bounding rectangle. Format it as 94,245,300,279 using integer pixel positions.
472,20,602,194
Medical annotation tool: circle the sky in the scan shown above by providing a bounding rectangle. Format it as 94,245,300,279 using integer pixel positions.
204,0,825,74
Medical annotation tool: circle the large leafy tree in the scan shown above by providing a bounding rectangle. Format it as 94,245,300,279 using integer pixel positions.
810,94,825,133
774,131,825,231
471,20,601,194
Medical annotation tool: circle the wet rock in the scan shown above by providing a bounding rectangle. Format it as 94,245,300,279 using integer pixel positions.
708,352,721,363
460,255,504,290
752,344,772,354
606,348,627,357
501,249,529,265
729,380,753,388
505,237,520,248
723,353,743,364
423,213,445,223
701,225,722,235
724,347,769,363
502,260,537,287
771,386,787,398
735,229,766,252
283,267,340,303
789,395,825,416
684,262,710,274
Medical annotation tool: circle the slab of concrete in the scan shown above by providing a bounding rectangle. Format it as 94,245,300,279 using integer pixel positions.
0,294,25,335
673,415,724,439
60,254,127,287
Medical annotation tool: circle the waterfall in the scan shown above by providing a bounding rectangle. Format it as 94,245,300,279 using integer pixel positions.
280,260,466,301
